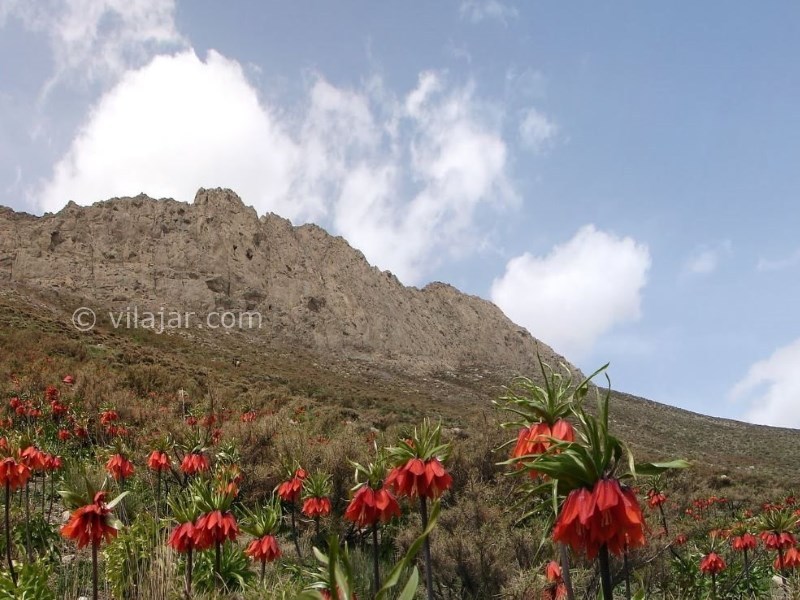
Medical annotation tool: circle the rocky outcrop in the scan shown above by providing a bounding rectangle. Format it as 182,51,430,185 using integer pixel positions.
0,188,566,374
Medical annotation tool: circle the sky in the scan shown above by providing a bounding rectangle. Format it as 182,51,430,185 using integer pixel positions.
1,1,799,427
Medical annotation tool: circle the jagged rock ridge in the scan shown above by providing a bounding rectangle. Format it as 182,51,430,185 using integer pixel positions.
0,188,566,375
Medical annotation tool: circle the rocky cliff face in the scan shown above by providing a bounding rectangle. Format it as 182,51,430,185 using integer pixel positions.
0,188,566,375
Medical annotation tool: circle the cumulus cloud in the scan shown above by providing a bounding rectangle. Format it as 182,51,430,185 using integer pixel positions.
35,52,513,285
459,0,519,25
519,107,558,151
731,338,800,427
683,241,731,276
2,0,185,93
490,225,651,356
36,51,298,215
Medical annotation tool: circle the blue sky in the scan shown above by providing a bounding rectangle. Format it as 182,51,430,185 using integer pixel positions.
2,1,799,426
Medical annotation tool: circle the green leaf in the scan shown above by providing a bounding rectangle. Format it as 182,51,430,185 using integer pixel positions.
377,501,440,598
396,567,420,600
312,545,329,566
633,460,690,477
105,490,129,509
56,490,84,509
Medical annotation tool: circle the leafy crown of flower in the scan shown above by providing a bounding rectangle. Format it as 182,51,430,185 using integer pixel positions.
386,418,451,464
303,471,333,500
241,495,282,537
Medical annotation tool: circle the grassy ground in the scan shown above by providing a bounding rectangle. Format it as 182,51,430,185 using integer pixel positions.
1,283,799,598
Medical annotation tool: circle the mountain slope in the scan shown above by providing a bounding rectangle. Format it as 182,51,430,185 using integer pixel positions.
0,188,566,377
1,189,798,490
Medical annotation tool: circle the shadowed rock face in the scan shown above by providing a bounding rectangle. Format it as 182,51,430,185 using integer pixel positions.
0,188,568,375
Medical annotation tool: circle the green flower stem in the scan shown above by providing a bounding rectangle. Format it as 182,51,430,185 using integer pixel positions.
420,496,434,600
372,522,380,596
5,481,16,587
558,543,575,600
92,542,99,600
184,547,193,600
598,544,613,600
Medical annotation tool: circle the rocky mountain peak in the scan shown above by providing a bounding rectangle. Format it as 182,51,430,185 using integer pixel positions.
0,189,568,376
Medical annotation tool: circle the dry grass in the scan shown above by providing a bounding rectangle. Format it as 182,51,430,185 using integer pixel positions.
1,284,800,598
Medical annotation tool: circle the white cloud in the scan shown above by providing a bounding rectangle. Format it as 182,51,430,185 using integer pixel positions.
34,53,513,285
459,0,519,25
37,50,299,216
519,107,558,151
333,72,512,279
685,250,718,275
731,338,800,427
757,249,800,272
683,241,731,276
490,225,651,357
2,0,185,94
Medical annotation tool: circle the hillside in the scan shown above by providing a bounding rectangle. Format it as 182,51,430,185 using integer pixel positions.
1,189,798,486
0,188,567,379
1,191,799,598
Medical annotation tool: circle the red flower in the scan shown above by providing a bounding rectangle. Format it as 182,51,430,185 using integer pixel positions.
147,450,171,472
673,534,688,546
546,560,562,581
761,531,796,550
543,560,567,599
385,457,452,500
74,425,89,438
185,416,198,426
169,521,213,553
511,419,575,459
646,489,667,508
45,386,59,403
50,400,67,417
775,547,800,571
60,492,118,549
699,552,726,575
106,424,130,437
211,428,223,445
44,454,63,471
58,429,72,441
511,422,550,458
21,446,47,472
344,485,401,527
106,454,135,481
100,410,118,426
245,534,281,563
553,478,646,559
50,402,67,417
0,457,31,491
277,469,307,503
62,375,75,385
510,419,574,478
240,411,257,423
731,533,757,551
195,510,238,544
180,453,209,475
302,496,331,518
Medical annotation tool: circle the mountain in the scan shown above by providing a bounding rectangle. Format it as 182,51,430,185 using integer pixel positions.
0,188,566,378
1,188,799,491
